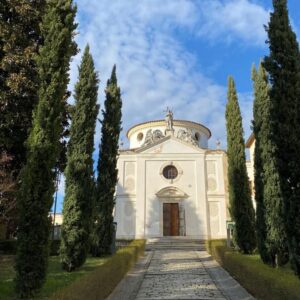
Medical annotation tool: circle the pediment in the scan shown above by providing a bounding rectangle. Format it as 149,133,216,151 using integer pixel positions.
136,136,205,154
156,187,188,199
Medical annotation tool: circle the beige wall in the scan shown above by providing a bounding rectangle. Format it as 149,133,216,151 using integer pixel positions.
115,137,228,239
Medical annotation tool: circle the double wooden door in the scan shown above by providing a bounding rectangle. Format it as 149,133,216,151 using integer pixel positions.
163,203,179,236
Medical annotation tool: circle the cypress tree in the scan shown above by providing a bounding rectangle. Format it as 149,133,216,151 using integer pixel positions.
60,45,99,271
91,65,122,256
263,0,300,275
252,63,287,266
252,64,270,263
15,0,77,297
226,76,256,254
0,0,45,236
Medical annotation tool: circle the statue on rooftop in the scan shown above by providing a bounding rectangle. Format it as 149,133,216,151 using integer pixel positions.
165,107,174,134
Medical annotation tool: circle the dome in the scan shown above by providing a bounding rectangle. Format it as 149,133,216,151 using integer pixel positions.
126,119,211,149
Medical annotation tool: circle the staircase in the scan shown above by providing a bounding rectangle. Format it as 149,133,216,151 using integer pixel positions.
145,237,206,251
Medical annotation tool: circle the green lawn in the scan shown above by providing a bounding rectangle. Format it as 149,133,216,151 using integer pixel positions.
0,255,108,299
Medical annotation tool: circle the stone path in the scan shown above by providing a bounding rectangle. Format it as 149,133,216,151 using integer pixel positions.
107,238,255,300
136,249,225,300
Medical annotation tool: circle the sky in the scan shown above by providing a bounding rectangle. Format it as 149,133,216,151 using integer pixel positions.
52,0,300,213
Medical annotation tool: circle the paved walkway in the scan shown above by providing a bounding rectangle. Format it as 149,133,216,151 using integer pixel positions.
107,238,255,300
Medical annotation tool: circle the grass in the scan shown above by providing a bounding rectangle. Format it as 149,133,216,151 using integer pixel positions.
0,240,145,300
0,254,108,299
206,239,300,300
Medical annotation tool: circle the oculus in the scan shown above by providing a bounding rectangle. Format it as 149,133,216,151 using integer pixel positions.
137,132,144,141
163,165,178,180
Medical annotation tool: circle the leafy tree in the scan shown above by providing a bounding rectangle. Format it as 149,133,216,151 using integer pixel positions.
226,76,256,254
60,45,99,271
91,65,122,256
15,0,77,297
264,0,300,275
252,63,287,266
0,0,45,236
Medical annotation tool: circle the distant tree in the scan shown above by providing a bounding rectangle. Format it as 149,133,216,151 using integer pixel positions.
15,0,77,297
0,152,16,238
60,45,99,271
226,76,256,254
91,65,122,256
252,63,287,266
263,0,300,275
0,0,45,236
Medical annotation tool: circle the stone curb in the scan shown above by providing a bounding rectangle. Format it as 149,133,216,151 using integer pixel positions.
106,251,153,300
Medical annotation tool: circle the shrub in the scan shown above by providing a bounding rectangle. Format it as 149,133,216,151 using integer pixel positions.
50,239,145,300
206,239,300,300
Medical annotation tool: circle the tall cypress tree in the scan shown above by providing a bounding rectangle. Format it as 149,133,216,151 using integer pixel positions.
252,63,287,266
15,0,77,297
252,64,270,263
60,45,99,271
0,0,45,236
91,65,122,256
263,0,300,275
226,76,256,254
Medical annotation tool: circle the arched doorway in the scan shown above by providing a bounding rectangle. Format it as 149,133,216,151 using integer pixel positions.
156,187,188,237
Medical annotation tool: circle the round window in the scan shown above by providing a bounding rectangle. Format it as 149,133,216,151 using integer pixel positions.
195,132,200,141
137,132,144,141
163,165,178,180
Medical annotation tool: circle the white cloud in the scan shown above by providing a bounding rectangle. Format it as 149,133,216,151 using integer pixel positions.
53,0,265,210
197,0,270,46
69,0,260,151
239,92,254,137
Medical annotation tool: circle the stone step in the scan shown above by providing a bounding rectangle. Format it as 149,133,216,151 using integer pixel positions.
146,238,205,243
145,238,207,251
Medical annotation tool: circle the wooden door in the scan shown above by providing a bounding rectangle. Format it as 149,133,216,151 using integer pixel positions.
171,203,179,236
163,203,179,236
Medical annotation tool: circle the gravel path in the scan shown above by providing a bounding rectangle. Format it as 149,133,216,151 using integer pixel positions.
107,239,255,300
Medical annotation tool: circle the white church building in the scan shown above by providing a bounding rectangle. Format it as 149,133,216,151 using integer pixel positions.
114,110,230,240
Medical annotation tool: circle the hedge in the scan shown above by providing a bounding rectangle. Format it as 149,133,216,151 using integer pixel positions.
206,239,300,300
49,239,145,300
0,239,61,256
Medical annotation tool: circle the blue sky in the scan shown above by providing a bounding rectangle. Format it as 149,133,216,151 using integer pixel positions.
52,0,300,213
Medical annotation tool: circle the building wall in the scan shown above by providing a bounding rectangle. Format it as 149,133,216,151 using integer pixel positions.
115,140,228,240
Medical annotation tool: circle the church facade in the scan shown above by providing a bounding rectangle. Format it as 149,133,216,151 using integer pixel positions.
114,111,229,240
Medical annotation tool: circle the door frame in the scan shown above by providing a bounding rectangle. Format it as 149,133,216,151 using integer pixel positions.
159,198,185,236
